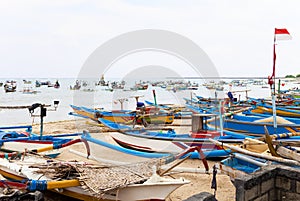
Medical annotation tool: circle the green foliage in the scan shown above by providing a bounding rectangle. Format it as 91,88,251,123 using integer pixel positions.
285,75,296,78
296,74,300,78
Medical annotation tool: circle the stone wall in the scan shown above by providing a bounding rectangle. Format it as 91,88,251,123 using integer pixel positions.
234,165,300,201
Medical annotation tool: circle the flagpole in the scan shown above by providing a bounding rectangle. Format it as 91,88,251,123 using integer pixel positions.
270,28,292,130
272,33,277,129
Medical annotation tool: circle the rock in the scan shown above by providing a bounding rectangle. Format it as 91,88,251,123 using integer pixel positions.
183,192,217,201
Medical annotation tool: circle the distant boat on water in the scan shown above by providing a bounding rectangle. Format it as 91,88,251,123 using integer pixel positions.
23,79,32,84
70,80,81,90
54,80,60,88
4,80,17,93
22,87,39,94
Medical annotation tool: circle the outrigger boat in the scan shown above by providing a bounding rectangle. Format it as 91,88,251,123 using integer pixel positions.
96,115,249,158
69,104,175,125
0,125,82,158
97,112,300,159
207,113,300,136
144,100,192,118
0,139,198,201
184,98,300,135
250,104,300,118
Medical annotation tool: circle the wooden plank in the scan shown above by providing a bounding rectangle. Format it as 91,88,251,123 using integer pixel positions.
264,126,280,157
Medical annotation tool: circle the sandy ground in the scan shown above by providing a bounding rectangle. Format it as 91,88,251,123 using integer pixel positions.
31,119,236,201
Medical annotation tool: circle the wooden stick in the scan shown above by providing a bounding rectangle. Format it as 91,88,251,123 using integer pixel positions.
277,146,300,162
206,107,251,123
159,153,192,176
209,138,300,166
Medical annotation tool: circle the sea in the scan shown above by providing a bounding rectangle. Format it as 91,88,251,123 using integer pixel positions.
0,78,297,126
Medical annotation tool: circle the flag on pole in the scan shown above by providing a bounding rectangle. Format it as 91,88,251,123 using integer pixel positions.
275,28,292,41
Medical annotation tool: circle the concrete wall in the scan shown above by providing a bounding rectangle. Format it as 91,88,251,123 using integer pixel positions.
234,165,300,201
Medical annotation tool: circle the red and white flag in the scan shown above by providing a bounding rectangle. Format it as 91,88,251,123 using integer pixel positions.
275,28,292,41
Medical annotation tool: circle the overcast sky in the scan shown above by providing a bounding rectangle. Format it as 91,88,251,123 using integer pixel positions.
0,0,299,79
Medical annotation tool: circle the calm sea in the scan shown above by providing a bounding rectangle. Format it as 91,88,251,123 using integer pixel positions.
0,78,295,126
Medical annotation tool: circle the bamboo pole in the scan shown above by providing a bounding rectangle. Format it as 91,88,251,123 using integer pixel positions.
160,167,221,174
206,106,251,123
277,146,300,162
209,138,300,166
47,179,80,189
159,154,191,176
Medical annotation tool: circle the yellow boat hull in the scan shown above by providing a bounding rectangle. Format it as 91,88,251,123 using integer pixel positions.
252,106,300,118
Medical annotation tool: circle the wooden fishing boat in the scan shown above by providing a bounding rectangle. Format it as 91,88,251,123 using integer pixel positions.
70,104,175,125
0,148,191,201
250,104,300,118
97,118,245,158
145,100,192,118
212,135,300,180
22,87,39,94
3,80,17,93
0,125,82,157
54,80,60,88
220,153,269,181
208,113,300,135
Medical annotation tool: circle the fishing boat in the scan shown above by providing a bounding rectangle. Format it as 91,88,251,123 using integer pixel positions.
3,80,17,92
22,87,39,94
79,129,211,169
96,117,247,158
220,153,269,179
250,104,300,118
207,113,300,136
69,104,175,125
0,125,83,158
69,80,81,90
145,100,192,118
184,99,300,136
23,79,32,84
219,152,277,183
54,80,60,88
0,144,192,201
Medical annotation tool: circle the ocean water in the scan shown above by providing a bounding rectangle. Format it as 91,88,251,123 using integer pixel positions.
0,78,297,126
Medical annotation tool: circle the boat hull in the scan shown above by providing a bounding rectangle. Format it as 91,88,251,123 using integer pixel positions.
70,105,174,124
251,105,300,118
208,114,300,135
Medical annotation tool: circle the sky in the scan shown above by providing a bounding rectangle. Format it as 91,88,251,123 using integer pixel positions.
0,0,299,79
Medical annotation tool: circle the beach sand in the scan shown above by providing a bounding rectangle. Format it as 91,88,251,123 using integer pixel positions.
31,119,236,201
